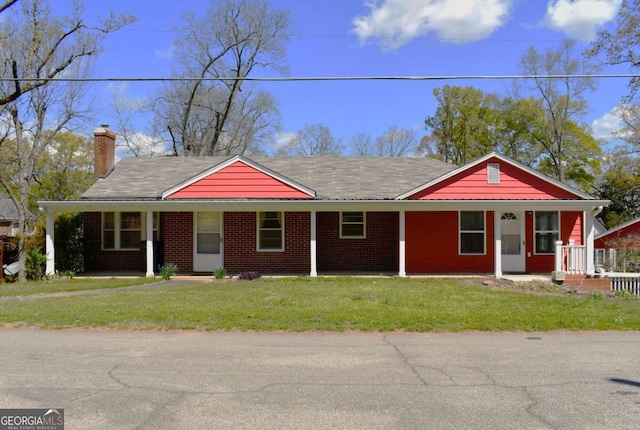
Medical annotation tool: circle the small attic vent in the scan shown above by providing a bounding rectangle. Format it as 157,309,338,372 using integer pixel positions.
487,163,500,184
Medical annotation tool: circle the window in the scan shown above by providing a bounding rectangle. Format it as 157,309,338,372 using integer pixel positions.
535,211,559,254
102,212,154,250
340,212,365,238
120,212,141,249
103,212,115,249
258,212,283,251
460,211,485,254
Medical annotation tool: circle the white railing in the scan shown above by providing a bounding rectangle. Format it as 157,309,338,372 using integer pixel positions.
609,273,640,297
555,240,587,275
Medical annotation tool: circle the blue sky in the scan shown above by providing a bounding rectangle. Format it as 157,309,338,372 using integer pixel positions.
64,0,629,153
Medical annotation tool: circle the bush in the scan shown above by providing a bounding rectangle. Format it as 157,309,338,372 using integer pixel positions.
25,245,47,281
159,262,178,280
238,271,261,281
214,267,227,279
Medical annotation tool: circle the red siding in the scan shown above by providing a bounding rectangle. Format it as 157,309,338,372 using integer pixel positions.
317,212,398,272
595,220,640,248
408,158,580,200
406,211,495,273
562,211,583,245
167,161,312,199
223,212,310,274
525,211,583,273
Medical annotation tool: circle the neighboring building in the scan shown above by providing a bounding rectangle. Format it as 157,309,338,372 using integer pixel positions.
0,196,36,237
38,126,609,278
595,217,640,249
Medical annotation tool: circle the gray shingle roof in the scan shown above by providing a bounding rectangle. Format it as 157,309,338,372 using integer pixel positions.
82,156,457,200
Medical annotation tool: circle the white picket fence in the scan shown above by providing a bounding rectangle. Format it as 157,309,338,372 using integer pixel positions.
609,273,640,297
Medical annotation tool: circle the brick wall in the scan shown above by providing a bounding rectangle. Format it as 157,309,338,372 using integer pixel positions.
84,212,144,271
161,212,193,273
561,274,612,292
317,212,399,272
223,211,310,274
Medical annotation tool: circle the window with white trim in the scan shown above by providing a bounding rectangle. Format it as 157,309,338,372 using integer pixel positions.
102,212,158,250
460,211,485,254
340,212,365,238
534,211,559,254
258,211,284,251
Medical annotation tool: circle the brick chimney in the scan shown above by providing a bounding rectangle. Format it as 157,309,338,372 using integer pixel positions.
94,124,116,181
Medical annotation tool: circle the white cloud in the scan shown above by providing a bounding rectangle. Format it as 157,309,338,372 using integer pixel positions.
274,131,297,148
591,108,625,139
155,44,176,59
545,0,621,41
352,0,513,50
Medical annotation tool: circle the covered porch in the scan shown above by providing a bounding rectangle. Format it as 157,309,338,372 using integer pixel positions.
39,199,606,279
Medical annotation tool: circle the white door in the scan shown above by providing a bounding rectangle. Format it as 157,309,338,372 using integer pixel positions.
194,212,222,272
501,212,525,273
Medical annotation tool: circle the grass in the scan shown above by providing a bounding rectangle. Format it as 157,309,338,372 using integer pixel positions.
0,277,639,332
0,277,159,297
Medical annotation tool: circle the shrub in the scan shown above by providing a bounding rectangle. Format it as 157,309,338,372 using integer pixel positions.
238,271,261,281
214,267,227,280
159,262,178,281
25,245,47,281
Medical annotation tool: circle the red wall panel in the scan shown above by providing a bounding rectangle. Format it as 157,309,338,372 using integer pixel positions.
167,161,312,199
406,211,495,273
408,158,580,200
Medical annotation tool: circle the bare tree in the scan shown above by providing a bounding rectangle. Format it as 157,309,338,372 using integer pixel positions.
350,132,374,157
110,85,167,157
518,39,598,181
0,0,132,281
156,0,292,156
0,0,133,112
374,126,419,157
0,0,17,14
276,123,344,156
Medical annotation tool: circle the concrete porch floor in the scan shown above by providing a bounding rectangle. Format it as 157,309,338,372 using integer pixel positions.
74,271,552,283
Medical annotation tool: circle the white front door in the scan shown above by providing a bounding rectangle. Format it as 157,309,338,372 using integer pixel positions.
501,211,525,273
193,212,222,272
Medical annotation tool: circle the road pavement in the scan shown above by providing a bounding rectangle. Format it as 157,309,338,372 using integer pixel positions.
1,329,639,429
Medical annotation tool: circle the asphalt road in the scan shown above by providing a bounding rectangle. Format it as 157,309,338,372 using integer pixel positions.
1,329,639,429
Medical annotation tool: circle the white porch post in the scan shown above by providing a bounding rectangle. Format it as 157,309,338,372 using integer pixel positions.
145,211,154,277
310,211,317,277
44,208,55,276
494,211,502,279
554,240,564,273
399,210,406,277
584,210,595,276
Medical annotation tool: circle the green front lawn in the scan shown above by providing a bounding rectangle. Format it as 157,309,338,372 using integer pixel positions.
0,277,158,297
0,277,638,331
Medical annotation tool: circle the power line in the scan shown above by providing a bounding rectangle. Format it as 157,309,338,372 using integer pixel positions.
0,74,638,82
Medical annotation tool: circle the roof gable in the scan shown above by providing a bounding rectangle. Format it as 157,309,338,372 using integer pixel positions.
398,153,591,201
595,217,640,241
163,156,315,199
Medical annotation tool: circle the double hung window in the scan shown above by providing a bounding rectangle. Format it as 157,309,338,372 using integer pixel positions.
460,211,485,254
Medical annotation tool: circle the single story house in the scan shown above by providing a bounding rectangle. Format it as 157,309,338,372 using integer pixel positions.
38,126,609,278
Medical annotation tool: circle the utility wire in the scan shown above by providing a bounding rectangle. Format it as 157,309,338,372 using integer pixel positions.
0,74,638,82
